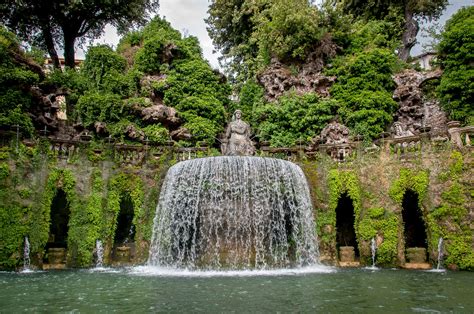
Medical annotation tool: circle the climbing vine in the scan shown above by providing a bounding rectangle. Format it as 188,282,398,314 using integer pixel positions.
67,169,105,267
106,172,146,248
326,169,363,257
388,168,429,207
358,209,399,266
427,151,473,270
35,168,77,260
388,168,429,256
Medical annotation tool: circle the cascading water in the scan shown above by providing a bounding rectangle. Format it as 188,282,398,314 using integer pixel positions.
23,236,31,271
148,156,319,270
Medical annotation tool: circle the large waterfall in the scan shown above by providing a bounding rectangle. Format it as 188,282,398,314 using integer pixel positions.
148,156,319,269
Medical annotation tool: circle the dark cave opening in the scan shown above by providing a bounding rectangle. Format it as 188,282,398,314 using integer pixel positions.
114,195,135,245
48,189,70,248
401,189,427,248
335,193,359,257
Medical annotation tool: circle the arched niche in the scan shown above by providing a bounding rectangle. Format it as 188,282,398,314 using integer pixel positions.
114,194,135,245
47,188,71,249
401,189,428,261
335,193,359,260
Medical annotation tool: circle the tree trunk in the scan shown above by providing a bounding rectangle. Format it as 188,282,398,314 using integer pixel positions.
63,33,77,69
399,8,419,61
42,27,61,70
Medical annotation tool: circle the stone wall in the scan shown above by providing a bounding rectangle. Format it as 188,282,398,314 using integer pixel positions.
0,137,472,270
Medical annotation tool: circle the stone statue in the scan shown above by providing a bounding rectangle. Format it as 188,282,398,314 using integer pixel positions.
391,121,414,138
221,110,255,156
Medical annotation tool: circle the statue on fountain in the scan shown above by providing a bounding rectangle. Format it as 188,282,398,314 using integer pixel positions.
221,110,255,156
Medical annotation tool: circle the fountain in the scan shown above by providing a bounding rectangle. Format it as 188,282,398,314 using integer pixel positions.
23,236,31,272
95,240,104,268
436,237,444,270
148,156,319,269
369,237,378,269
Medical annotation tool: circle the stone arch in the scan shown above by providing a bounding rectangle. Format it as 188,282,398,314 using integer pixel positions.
107,173,145,264
335,193,359,259
47,188,70,249
389,169,430,265
327,170,362,264
114,193,135,245
401,189,428,263
41,169,76,265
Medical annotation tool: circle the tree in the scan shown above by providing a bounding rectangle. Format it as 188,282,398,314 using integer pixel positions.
0,0,159,69
206,0,266,82
336,0,448,60
437,6,474,125
207,0,322,82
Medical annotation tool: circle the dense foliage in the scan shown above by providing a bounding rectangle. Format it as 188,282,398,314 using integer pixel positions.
436,6,474,125
255,93,338,146
0,27,38,136
328,46,399,139
336,0,448,60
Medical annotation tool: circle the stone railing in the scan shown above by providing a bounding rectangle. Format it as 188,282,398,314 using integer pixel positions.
447,122,473,148
1,123,470,163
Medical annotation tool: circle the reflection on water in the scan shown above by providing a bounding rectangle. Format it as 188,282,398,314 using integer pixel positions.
0,268,472,312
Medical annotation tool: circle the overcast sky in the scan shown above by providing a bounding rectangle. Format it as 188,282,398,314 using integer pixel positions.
82,0,472,68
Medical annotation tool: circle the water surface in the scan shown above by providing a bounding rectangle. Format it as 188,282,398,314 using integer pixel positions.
1,267,472,312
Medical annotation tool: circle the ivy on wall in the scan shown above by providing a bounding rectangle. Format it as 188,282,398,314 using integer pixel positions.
388,168,430,259
0,152,29,269
325,169,363,258
358,208,399,266
427,151,474,270
105,172,146,254
37,168,77,261
67,169,104,267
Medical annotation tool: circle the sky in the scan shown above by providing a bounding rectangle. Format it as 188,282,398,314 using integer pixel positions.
83,0,472,68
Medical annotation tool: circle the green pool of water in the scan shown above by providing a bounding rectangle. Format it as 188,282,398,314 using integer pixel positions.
1,267,473,312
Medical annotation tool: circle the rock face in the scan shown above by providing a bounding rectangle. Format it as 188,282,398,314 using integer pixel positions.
124,124,145,141
257,35,338,102
392,69,447,136
320,120,351,145
170,127,192,141
29,86,68,132
140,104,181,127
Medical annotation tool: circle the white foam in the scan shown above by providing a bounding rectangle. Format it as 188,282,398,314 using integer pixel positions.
86,267,121,274
425,268,447,273
128,265,336,277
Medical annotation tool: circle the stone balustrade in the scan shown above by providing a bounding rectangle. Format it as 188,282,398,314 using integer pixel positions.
1,123,470,163
447,122,473,148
